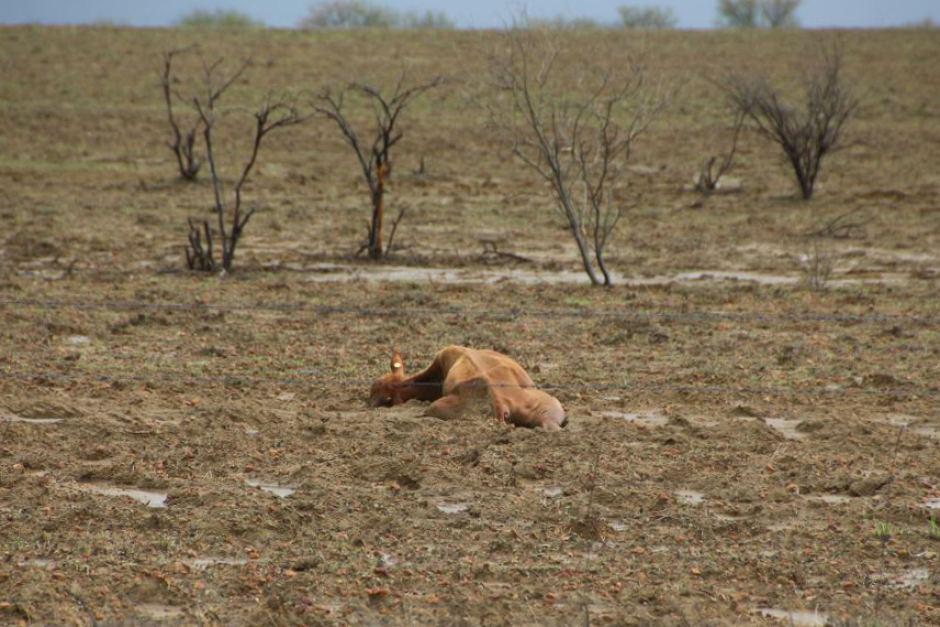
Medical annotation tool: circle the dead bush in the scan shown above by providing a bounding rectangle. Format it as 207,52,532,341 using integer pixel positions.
694,110,744,194
722,43,858,200
184,59,306,273
160,46,210,181
313,73,443,259
483,25,667,286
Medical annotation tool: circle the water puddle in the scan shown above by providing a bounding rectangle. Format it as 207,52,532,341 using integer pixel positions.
303,263,610,285
3,415,63,425
186,557,249,570
17,559,55,569
245,479,296,498
436,502,469,514
76,483,167,508
806,495,853,505
913,426,940,440
675,490,705,506
135,604,184,620
756,608,828,626
765,418,807,440
715,513,748,522
875,568,930,590
884,413,916,427
675,271,796,286
298,263,905,287
601,410,669,427
65,335,91,346
881,414,940,439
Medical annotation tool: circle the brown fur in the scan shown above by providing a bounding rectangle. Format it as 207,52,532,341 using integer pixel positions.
369,346,567,431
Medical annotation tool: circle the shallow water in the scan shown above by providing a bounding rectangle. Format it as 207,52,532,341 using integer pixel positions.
765,418,807,440
675,490,705,506
17,559,55,569
186,557,249,570
601,410,669,427
136,604,184,620
245,479,296,498
77,483,167,508
876,568,930,590
756,607,828,626
437,502,469,514
806,495,853,505
4,415,63,425
299,263,905,287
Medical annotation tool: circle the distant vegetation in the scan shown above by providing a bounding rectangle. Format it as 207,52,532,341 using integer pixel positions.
504,5,678,31
904,17,937,28
299,1,454,29
176,9,264,29
525,16,603,30
717,0,801,28
618,5,678,29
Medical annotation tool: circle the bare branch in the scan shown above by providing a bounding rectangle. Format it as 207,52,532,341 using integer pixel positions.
481,26,667,286
721,41,857,199
161,46,203,180
184,55,304,273
314,72,443,259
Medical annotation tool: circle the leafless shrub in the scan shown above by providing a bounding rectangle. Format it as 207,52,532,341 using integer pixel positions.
161,46,206,181
807,207,870,239
694,110,744,194
313,74,443,259
800,237,834,291
185,59,306,273
722,43,858,200
483,26,666,286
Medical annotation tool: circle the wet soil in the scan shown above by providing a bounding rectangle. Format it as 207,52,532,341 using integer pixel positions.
1,25,939,626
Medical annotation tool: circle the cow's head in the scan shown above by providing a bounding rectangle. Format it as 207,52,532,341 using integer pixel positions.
369,350,406,407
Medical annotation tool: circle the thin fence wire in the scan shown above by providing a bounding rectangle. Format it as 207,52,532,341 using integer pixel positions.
2,298,940,325
2,297,937,398
1,366,937,400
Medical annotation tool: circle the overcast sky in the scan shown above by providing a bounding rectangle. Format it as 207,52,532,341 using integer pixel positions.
2,1,937,29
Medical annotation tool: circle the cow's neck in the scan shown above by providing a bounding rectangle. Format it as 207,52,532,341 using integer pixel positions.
397,376,441,402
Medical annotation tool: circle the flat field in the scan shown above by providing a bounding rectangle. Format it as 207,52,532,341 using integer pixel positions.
1,25,939,625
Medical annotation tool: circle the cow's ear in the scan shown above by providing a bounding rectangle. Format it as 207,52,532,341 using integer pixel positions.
390,350,404,375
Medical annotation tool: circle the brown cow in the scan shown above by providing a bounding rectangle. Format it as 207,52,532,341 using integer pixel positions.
369,346,567,431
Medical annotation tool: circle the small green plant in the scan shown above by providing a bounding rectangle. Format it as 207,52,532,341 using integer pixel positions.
929,517,940,541
874,521,893,542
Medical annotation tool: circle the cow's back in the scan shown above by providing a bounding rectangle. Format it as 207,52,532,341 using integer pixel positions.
438,346,534,390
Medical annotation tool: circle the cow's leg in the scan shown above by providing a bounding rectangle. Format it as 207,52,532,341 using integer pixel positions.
425,394,464,420
401,355,446,402
451,376,510,424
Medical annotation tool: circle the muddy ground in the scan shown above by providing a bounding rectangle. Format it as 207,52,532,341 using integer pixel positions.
1,26,939,625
